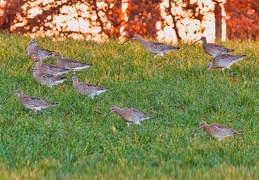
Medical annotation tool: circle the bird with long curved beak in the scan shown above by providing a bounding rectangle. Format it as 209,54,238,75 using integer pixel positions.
53,52,92,72
26,38,54,60
71,76,108,99
122,34,180,57
27,58,70,76
192,36,234,57
32,67,66,88
105,105,151,127
206,54,246,73
191,121,241,141
3,89,58,113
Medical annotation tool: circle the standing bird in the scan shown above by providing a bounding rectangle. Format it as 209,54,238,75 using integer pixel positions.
12,89,58,113
53,53,92,72
32,68,66,88
192,36,234,57
191,121,241,141
26,39,54,60
71,76,108,99
207,54,246,73
123,34,180,57
28,58,70,76
105,106,151,126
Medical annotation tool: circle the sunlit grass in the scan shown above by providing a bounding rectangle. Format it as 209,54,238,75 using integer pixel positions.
0,32,258,179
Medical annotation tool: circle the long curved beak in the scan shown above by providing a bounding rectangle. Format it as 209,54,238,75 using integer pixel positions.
104,111,111,120
121,39,131,45
2,92,14,104
191,125,201,138
27,61,36,73
191,39,201,46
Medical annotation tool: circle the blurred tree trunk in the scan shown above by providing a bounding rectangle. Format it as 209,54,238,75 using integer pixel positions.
214,1,222,41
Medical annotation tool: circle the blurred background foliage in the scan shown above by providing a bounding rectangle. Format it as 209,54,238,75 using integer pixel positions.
0,0,258,41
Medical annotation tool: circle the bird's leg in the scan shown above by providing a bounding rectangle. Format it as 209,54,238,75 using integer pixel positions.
35,110,43,115
29,110,41,115
135,121,141,126
221,68,225,74
154,53,165,59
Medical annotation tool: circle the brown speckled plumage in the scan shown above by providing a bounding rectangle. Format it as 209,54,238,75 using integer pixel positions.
106,106,151,126
33,58,70,76
207,54,246,73
192,121,240,141
71,76,108,99
32,68,66,88
193,36,234,57
14,89,58,113
54,53,92,72
26,39,53,60
123,34,179,57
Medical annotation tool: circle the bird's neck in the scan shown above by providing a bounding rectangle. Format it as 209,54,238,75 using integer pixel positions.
57,55,62,60
17,93,23,100
201,38,207,45
72,80,79,86
136,36,149,46
202,125,211,133
35,60,42,67
113,107,123,114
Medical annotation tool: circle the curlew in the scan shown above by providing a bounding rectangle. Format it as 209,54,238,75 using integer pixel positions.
71,76,108,99
53,52,92,72
28,58,70,76
191,121,241,141
11,89,58,113
123,34,180,57
192,36,234,57
207,54,246,73
32,68,66,88
105,105,151,126
26,39,54,60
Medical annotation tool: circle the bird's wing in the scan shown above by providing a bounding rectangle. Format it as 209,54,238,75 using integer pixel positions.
130,108,149,119
36,45,53,53
207,43,232,52
62,58,89,67
152,42,178,51
23,96,49,106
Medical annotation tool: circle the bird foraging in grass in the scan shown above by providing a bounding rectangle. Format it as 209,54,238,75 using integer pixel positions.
105,105,151,127
207,54,246,73
71,76,108,99
191,121,241,141
32,67,66,88
122,34,180,58
53,52,92,72
5,89,58,114
27,58,70,76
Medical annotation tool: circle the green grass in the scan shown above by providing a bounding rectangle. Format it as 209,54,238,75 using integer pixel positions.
0,32,258,179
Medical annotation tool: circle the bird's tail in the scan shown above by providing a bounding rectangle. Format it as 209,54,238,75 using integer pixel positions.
50,102,59,107
140,115,151,121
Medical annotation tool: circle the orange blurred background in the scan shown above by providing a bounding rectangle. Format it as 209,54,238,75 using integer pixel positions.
0,0,258,42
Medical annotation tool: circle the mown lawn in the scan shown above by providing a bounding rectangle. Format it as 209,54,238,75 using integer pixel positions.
0,33,258,179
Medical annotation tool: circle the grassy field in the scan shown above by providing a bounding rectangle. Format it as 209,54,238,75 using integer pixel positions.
0,32,258,179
